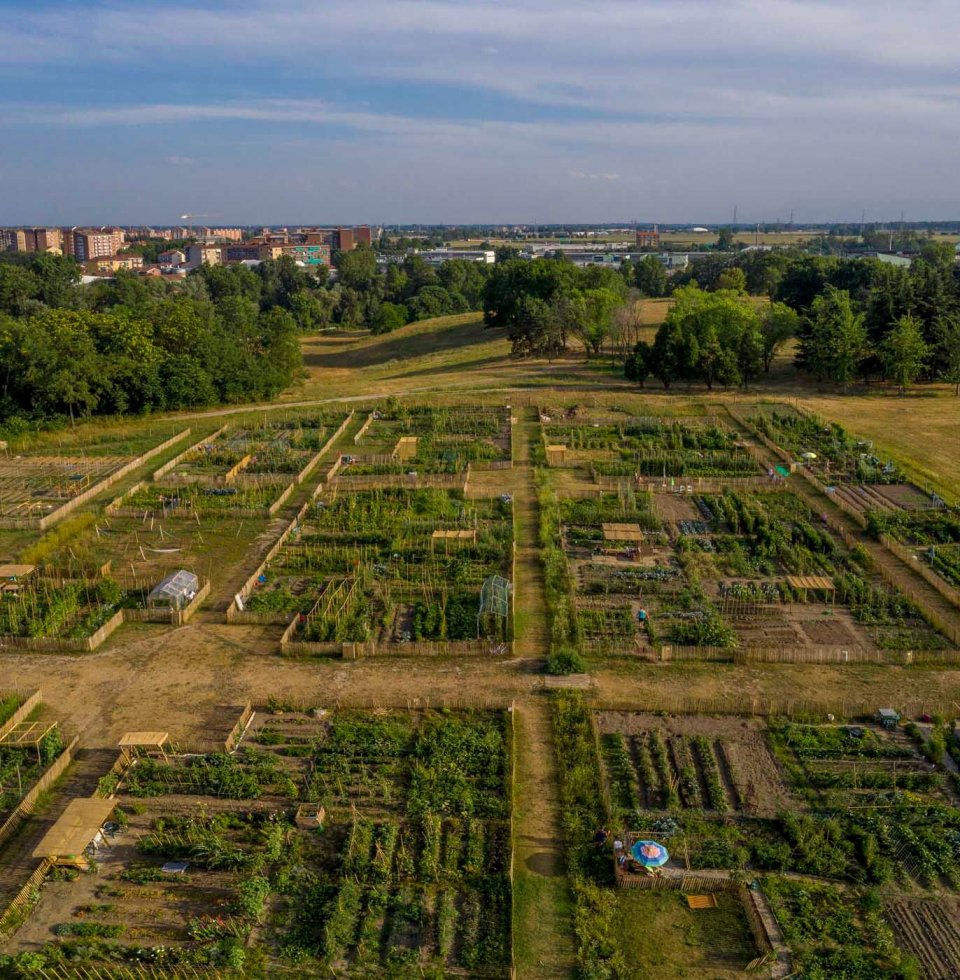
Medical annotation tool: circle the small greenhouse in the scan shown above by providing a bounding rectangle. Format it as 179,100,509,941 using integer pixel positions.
147,569,199,610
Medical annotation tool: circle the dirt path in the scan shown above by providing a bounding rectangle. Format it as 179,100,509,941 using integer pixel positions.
509,409,576,979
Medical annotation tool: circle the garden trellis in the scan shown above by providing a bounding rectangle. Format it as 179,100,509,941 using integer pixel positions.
479,574,512,640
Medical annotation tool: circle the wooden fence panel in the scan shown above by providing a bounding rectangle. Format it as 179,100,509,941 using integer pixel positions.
352,411,375,445
0,858,52,936
294,411,354,484
152,424,228,480
223,703,254,753
0,736,79,849
31,428,192,531
0,690,42,740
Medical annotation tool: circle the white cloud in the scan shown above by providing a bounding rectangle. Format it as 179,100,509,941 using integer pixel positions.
2,1,960,221
570,171,621,181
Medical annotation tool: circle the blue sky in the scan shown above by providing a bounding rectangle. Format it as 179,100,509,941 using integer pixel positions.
1,0,958,225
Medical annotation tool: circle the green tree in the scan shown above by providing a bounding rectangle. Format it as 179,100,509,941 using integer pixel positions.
0,264,40,315
759,303,800,372
510,296,564,358
714,267,747,294
880,315,929,393
652,320,689,388
633,255,668,297
919,241,957,275
933,315,960,395
800,286,867,385
29,253,81,308
371,302,408,335
289,290,336,332
335,246,380,290
624,340,652,386
570,288,621,357
716,227,735,250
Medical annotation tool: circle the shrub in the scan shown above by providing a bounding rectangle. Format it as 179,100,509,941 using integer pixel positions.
547,648,586,675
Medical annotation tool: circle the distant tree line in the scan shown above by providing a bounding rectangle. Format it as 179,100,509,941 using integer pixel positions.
332,249,490,332
623,244,960,393
0,253,302,426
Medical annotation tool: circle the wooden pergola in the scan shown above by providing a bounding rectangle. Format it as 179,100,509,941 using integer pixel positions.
0,563,36,594
786,575,836,603
602,523,644,544
0,721,58,763
430,529,477,552
118,731,170,762
0,563,36,580
33,797,116,867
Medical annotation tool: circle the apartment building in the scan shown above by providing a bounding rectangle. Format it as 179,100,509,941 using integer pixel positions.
83,254,144,275
157,249,186,268
299,226,376,252
222,241,332,266
185,243,224,269
635,228,661,249
0,227,63,253
200,228,244,242
64,227,125,261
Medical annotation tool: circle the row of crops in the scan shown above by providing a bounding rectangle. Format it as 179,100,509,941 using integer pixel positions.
554,482,950,655
0,724,63,821
667,490,945,651
347,404,511,476
867,509,960,587
124,480,290,515
543,416,761,478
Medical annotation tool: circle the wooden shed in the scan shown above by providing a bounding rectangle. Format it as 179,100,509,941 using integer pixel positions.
546,445,567,466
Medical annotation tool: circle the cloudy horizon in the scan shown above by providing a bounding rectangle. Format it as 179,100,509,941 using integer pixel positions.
1,0,958,226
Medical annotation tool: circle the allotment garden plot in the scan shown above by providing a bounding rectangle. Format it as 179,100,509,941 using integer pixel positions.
578,701,960,977
748,404,960,598
0,425,188,529
11,708,512,978
333,404,511,487
596,709,960,884
539,406,761,484
0,572,146,651
116,413,349,518
243,488,514,651
0,696,67,832
558,479,952,659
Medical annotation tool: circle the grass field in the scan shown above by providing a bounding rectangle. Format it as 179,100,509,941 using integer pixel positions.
615,891,757,978
795,391,960,500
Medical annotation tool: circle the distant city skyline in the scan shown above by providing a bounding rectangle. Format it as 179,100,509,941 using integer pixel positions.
1,1,958,225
